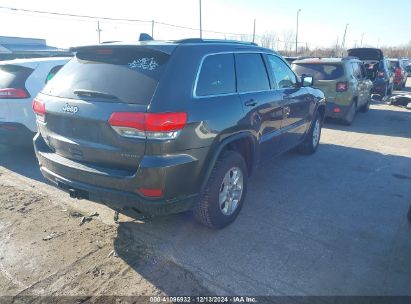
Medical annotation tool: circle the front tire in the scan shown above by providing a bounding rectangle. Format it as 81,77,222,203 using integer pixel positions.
194,151,248,229
298,113,322,155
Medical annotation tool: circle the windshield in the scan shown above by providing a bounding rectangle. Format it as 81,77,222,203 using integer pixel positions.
292,63,344,80
42,47,170,105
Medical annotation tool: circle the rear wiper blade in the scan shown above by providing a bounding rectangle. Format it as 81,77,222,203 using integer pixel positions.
73,89,119,100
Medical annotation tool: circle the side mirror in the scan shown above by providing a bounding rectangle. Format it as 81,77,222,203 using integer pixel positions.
301,74,314,87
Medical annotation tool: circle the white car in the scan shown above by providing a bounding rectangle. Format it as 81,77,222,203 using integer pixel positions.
0,57,70,146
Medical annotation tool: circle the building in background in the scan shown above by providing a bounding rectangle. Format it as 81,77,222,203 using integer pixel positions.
0,36,72,61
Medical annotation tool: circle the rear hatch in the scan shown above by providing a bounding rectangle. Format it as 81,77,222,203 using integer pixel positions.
0,64,33,121
292,62,345,98
37,46,171,171
348,48,383,61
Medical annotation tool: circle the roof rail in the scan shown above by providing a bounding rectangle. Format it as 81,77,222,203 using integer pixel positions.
297,56,322,60
175,38,258,46
342,56,359,61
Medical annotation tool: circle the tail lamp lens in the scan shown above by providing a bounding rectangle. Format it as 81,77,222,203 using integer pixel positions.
0,88,29,99
109,112,187,140
336,82,348,92
32,98,46,122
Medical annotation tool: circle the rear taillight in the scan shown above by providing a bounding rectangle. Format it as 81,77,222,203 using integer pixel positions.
109,112,187,140
377,71,385,77
0,88,29,99
32,98,46,122
336,82,348,92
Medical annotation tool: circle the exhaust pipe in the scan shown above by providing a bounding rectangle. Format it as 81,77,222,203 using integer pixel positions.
68,188,88,200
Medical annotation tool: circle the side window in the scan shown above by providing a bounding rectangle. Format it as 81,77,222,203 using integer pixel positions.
235,53,270,92
196,54,235,97
267,55,297,89
45,65,63,84
351,63,361,79
359,64,367,79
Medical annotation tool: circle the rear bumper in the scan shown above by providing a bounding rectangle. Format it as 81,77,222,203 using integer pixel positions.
0,122,35,146
394,77,405,87
34,134,204,216
325,102,350,119
371,80,387,96
40,166,196,216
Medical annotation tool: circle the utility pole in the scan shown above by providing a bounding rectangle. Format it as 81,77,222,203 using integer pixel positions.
341,23,349,56
296,9,301,56
199,0,202,39
336,36,339,57
361,33,364,46
151,20,155,38
97,20,102,44
252,18,256,43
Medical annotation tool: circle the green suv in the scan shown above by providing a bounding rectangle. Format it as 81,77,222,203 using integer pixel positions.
292,57,373,125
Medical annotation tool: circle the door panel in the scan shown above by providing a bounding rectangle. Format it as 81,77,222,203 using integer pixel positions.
235,53,284,161
266,54,312,150
239,91,283,161
279,88,312,149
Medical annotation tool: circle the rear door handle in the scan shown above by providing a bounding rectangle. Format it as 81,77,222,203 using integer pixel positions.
245,99,257,107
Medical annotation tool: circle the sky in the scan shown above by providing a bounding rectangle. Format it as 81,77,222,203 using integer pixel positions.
0,0,410,49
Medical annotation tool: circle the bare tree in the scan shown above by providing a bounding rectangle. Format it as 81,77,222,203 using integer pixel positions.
260,31,278,50
282,29,295,56
239,34,253,42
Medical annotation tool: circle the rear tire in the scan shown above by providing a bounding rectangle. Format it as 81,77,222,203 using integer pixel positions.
387,84,392,96
359,98,370,113
298,113,322,155
193,151,248,229
342,101,357,126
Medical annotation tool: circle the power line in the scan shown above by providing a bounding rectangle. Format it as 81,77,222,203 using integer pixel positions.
0,5,251,37
0,6,151,23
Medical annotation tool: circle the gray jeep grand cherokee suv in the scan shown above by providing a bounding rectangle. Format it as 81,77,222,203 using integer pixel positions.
33,39,326,229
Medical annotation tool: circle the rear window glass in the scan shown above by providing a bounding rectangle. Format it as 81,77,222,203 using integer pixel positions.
388,60,400,69
0,65,33,89
42,48,169,105
196,53,235,97
292,63,344,80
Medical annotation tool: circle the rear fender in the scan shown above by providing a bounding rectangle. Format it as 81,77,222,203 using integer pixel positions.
200,132,257,192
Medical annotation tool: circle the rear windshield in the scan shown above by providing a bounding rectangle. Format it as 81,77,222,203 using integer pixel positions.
0,65,33,89
42,48,169,105
292,63,344,80
388,60,400,69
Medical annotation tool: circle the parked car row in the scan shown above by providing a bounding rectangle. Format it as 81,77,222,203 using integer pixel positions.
292,56,372,125
347,48,395,98
290,48,410,125
0,40,407,229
